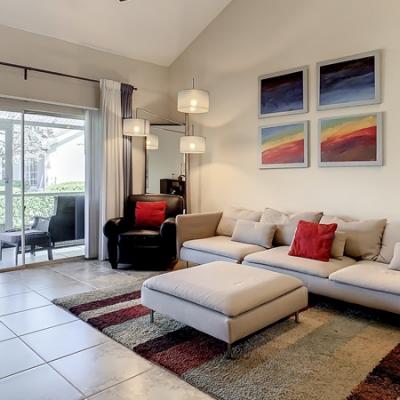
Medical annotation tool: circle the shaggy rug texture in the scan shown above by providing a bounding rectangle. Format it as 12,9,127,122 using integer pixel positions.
54,284,400,400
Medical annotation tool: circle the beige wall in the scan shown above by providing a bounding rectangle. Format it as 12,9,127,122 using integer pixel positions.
0,24,171,193
169,0,400,220
0,25,169,112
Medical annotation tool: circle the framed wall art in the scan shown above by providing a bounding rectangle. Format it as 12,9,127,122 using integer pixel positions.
259,121,309,169
258,66,308,118
317,50,381,110
318,112,383,167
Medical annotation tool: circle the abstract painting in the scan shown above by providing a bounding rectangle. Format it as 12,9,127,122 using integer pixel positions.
317,50,381,110
318,113,383,167
259,121,308,169
259,67,308,117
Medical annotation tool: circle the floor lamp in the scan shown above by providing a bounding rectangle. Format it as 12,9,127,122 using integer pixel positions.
177,79,209,213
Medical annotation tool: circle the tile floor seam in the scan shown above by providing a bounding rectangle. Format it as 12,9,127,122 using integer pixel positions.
84,365,154,399
0,337,46,380
45,361,87,398
0,302,52,318
20,336,106,364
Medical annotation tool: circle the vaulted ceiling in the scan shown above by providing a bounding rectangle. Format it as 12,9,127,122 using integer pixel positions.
0,0,231,66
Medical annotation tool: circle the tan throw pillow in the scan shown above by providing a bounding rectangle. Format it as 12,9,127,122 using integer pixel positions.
216,207,262,237
231,220,276,248
260,208,323,246
330,231,347,259
389,243,400,270
320,216,386,260
377,221,400,264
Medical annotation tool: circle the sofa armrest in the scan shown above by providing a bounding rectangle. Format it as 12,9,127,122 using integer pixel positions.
176,212,223,255
103,217,129,238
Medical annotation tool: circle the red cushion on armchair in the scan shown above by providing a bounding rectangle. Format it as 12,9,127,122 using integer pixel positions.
135,201,167,228
289,220,337,262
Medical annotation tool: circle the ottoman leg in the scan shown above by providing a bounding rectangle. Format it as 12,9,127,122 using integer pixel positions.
226,343,232,359
294,311,300,323
150,310,154,323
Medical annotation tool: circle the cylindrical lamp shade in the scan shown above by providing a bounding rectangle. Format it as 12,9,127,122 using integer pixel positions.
146,134,159,150
180,136,206,154
123,118,150,136
177,89,209,114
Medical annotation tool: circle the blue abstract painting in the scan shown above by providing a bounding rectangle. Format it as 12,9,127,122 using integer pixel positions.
319,55,377,108
259,69,306,116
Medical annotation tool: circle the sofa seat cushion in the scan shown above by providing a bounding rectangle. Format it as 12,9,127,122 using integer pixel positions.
142,261,303,317
244,246,355,278
183,236,264,261
119,229,161,247
329,261,400,296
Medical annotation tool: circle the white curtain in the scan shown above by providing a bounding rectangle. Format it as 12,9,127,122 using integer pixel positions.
85,79,124,260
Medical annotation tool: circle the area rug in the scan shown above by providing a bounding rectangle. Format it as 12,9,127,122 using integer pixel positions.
54,284,400,400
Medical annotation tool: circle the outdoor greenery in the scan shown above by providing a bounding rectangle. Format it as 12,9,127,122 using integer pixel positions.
0,181,84,229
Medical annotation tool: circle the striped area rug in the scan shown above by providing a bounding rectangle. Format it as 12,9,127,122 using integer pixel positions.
54,285,400,400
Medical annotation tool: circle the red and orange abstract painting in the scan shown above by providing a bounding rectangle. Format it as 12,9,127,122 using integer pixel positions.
319,113,382,166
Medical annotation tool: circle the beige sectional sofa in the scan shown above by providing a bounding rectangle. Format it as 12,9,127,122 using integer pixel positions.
176,208,400,314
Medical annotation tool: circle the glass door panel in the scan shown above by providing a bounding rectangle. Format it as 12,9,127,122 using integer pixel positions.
23,112,85,263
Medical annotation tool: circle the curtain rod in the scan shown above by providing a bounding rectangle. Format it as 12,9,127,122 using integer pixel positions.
0,60,138,90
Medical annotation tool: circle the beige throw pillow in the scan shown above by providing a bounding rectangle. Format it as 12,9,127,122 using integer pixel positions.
231,220,276,248
320,216,386,260
260,208,323,246
389,242,400,270
216,207,262,237
377,221,400,264
330,231,347,259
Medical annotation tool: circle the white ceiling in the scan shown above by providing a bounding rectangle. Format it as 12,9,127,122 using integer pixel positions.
0,0,231,66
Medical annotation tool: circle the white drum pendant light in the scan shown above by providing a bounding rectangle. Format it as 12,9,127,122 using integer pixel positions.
146,134,159,150
180,135,206,154
123,118,150,137
177,78,209,114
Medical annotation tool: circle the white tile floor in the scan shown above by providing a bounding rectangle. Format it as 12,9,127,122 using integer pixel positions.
0,245,85,270
0,259,212,400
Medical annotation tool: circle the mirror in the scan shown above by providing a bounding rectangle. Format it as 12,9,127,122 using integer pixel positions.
145,124,185,197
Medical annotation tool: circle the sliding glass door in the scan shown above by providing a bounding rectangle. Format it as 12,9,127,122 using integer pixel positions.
0,106,85,270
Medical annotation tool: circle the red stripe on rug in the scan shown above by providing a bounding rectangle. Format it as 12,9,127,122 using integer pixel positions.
134,326,197,357
134,326,225,375
70,290,141,315
150,334,226,375
88,304,150,330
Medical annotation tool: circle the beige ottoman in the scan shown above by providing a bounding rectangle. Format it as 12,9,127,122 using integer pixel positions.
141,261,308,357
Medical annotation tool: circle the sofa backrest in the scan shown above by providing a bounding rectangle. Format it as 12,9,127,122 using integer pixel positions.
377,221,400,264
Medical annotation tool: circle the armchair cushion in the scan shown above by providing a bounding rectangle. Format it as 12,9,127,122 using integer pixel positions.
119,229,161,247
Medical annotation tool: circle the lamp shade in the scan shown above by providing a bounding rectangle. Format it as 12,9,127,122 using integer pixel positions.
146,134,159,150
177,89,209,114
180,136,206,154
123,118,150,136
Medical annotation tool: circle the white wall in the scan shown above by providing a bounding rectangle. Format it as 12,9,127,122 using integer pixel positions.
168,0,400,220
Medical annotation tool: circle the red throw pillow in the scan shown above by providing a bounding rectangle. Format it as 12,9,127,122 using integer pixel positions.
289,220,337,262
135,201,167,228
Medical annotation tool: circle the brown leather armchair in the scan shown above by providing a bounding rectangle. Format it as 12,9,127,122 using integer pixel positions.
103,194,184,269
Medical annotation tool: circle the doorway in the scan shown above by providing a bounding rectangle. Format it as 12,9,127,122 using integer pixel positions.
0,107,85,270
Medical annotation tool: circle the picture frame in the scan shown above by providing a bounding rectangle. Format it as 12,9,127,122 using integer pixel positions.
258,66,308,118
318,112,383,167
259,120,309,169
317,50,381,110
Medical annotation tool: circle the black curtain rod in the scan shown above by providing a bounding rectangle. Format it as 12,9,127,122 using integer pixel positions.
0,60,138,90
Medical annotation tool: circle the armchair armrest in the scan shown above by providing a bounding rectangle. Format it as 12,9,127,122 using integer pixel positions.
176,211,223,254
103,217,130,238
160,217,176,240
